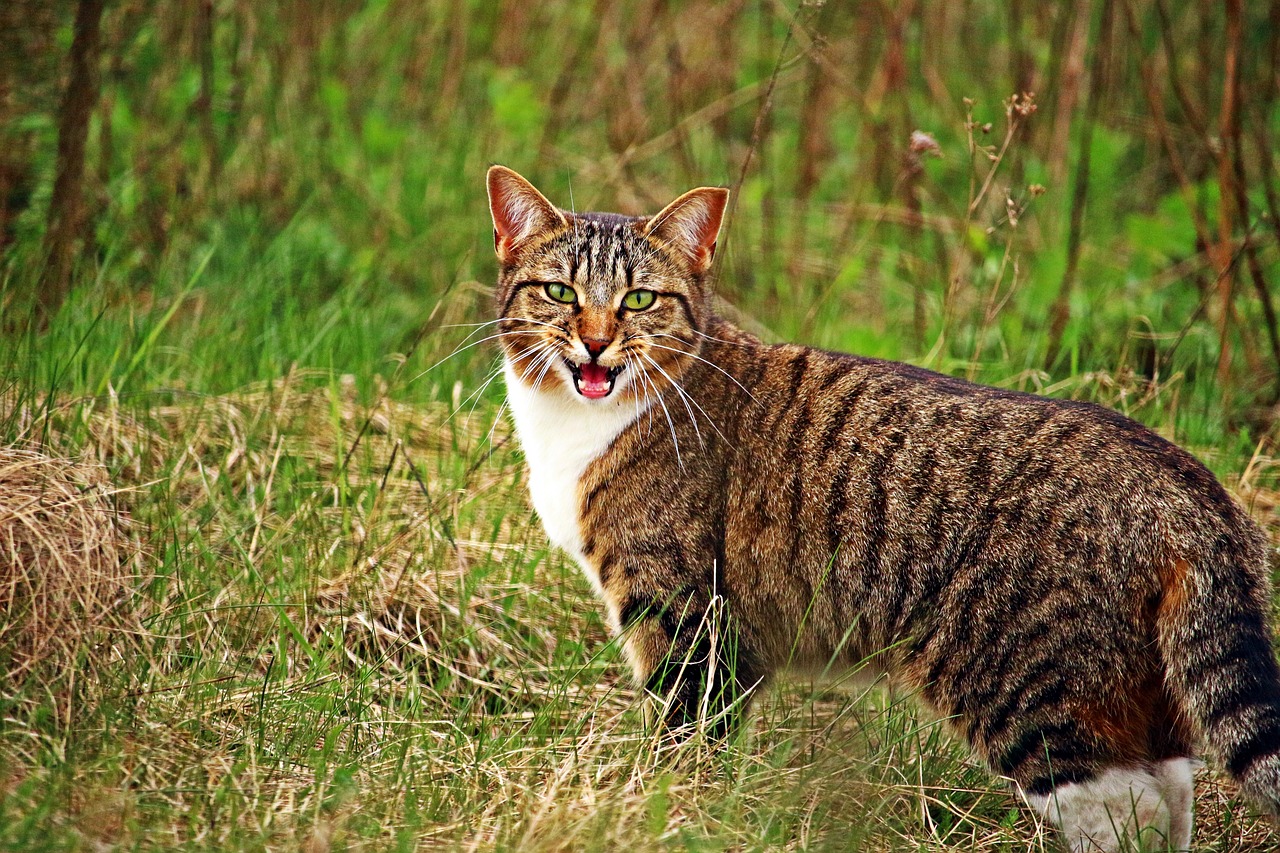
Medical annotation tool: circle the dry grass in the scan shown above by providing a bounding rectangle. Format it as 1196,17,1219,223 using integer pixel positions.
2,375,1278,850
0,447,142,685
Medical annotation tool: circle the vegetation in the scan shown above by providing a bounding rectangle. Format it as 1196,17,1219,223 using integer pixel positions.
1,0,1279,849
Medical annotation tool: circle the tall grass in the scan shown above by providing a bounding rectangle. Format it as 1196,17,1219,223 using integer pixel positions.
2,1,1280,850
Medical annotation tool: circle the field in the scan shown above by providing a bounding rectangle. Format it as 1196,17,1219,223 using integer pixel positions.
3,1,1280,850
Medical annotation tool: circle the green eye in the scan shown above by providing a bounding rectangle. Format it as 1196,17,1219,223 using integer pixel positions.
623,289,656,311
544,282,576,304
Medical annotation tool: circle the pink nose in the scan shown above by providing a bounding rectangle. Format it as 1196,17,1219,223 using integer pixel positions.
582,337,610,358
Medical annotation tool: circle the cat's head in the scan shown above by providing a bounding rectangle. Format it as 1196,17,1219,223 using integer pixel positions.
486,165,727,405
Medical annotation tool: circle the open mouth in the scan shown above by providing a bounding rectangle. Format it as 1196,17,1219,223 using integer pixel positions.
568,360,622,399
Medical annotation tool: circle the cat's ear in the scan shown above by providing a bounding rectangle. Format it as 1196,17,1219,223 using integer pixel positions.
487,166,567,265
642,187,729,275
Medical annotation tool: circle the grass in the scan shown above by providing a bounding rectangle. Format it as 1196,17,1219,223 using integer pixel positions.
1,266,1278,851
4,1,1280,849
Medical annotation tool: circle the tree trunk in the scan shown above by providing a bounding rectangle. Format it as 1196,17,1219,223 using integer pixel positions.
40,0,106,318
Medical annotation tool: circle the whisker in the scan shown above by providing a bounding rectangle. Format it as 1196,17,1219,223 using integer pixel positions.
443,317,566,331
621,353,654,426
631,331,696,347
527,350,557,387
638,351,727,444
414,328,557,381
447,316,567,353
656,390,683,468
631,335,761,405
441,369,501,429
502,317,567,332
628,351,659,439
638,362,682,469
505,350,557,400
625,353,643,423
460,365,509,427
414,315,569,382
447,342,550,428
509,339,558,376
439,319,508,330
638,352,710,447
485,398,508,449
530,343,564,391
465,338,553,424
518,344,562,389
694,329,752,347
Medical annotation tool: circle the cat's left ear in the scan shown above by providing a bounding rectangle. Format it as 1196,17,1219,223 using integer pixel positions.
643,187,729,275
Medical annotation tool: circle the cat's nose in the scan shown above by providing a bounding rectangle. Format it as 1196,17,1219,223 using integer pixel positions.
582,337,611,359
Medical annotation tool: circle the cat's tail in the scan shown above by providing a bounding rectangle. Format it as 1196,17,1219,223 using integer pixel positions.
1158,520,1280,817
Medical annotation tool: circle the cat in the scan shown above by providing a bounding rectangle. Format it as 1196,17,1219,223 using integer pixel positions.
485,164,1280,852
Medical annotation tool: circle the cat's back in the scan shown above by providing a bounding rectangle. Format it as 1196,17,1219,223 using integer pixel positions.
733,339,1240,526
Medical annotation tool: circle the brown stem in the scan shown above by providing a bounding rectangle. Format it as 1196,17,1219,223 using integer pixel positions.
723,2,801,295
1214,0,1242,396
433,0,469,129
1254,124,1280,268
40,0,106,319
903,138,925,351
1251,0,1280,255
1007,0,1034,185
1119,0,1213,250
1046,2,1088,188
1161,238,1254,377
1151,0,1209,137
1044,0,1112,370
1232,60,1280,396
195,0,219,193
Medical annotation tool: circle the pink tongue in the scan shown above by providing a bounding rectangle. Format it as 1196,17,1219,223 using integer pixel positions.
578,363,611,398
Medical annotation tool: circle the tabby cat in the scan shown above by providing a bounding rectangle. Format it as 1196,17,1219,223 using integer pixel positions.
485,164,1280,852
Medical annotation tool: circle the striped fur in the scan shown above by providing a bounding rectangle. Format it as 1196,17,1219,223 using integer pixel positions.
487,166,1280,850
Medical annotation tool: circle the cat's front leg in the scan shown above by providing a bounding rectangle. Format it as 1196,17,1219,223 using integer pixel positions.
611,580,761,742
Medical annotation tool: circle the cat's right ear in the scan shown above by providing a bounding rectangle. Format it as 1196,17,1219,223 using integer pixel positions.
487,166,566,265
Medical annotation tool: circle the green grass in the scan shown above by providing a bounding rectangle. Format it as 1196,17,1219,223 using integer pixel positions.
4,1,1280,850
1,234,1276,851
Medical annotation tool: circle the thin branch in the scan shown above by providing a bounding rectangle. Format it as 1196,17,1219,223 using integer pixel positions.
723,6,803,249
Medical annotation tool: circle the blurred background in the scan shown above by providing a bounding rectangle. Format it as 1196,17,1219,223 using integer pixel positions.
3,0,1278,440
3,3,1280,849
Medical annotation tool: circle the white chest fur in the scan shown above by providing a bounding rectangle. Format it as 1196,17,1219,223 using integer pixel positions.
503,361,646,590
